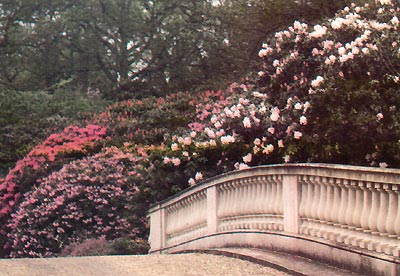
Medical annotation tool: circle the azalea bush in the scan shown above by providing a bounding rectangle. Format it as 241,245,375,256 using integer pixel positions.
6,147,140,258
0,124,106,254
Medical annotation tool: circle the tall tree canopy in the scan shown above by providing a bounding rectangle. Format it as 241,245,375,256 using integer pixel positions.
0,0,349,98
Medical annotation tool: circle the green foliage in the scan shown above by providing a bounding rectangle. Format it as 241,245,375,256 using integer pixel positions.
110,237,150,255
0,89,108,176
59,237,149,257
0,0,349,97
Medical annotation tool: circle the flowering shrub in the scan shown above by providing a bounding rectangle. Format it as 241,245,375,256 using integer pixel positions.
91,90,230,146
0,125,106,253
254,0,400,166
6,147,139,258
59,238,112,257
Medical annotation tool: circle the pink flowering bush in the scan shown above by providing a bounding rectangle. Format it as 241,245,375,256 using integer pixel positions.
6,147,140,258
0,125,106,254
91,91,230,146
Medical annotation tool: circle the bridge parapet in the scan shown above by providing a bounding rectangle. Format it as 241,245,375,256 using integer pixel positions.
148,164,400,275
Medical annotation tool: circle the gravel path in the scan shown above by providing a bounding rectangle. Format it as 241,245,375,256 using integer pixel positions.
0,254,289,276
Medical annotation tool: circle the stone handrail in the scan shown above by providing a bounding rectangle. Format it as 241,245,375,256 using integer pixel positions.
147,164,400,275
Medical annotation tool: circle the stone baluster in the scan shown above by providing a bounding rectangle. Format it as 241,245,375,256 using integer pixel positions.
394,187,400,238
304,178,314,222
359,183,372,233
253,179,261,214
233,180,241,216
217,185,225,219
306,177,319,237
317,177,329,224
265,178,274,214
242,179,250,228
385,185,397,238
368,183,381,236
345,181,357,230
225,182,234,218
277,177,284,231
276,177,283,215
170,203,181,244
351,182,364,231
166,204,177,236
254,178,262,214
192,195,199,229
298,177,308,234
165,207,172,239
258,179,267,230
301,177,314,235
242,179,249,216
329,179,342,227
315,177,330,238
270,178,278,215
252,179,260,227
310,177,321,222
299,177,307,219
322,178,337,240
324,178,334,224
334,180,351,243
188,197,195,240
337,180,349,228
243,179,251,216
178,200,186,235
376,184,389,237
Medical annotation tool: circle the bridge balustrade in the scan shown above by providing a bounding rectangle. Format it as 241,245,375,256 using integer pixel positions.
147,164,400,275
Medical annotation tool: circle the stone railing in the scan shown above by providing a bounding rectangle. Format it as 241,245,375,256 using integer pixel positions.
147,164,400,275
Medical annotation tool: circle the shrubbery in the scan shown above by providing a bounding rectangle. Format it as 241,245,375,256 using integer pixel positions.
0,89,108,176
6,147,138,257
1,0,399,258
254,0,400,166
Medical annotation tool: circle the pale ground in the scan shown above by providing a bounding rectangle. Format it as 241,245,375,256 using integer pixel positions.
0,254,289,276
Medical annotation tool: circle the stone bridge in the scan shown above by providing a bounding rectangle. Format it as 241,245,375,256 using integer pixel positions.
147,164,400,275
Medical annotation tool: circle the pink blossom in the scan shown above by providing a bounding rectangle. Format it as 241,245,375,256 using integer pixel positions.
243,117,252,128
188,178,196,186
220,135,235,144
294,131,303,139
300,116,308,125
283,155,291,163
311,76,324,88
195,172,203,181
270,107,280,122
242,153,252,163
263,144,274,155
268,127,275,135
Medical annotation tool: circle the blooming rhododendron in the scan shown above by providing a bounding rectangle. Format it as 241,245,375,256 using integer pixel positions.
0,125,106,243
6,147,139,257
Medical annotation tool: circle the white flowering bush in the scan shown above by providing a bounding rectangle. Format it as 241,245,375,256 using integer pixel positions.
255,0,400,166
